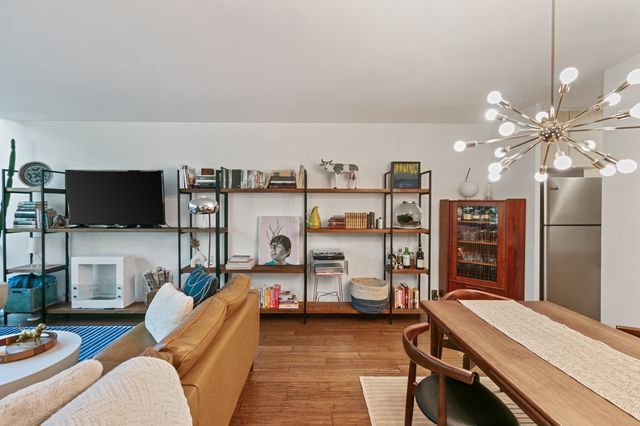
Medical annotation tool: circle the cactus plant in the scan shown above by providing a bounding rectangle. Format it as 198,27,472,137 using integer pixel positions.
1,139,16,231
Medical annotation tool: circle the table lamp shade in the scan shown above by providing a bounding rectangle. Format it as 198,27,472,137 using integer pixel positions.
188,197,219,215
27,237,42,255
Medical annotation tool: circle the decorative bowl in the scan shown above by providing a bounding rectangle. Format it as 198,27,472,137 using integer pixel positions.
18,162,52,187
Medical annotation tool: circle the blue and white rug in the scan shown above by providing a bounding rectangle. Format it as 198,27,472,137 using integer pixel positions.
0,325,133,361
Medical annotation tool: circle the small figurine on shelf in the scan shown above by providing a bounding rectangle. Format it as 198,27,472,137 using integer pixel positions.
319,159,359,189
16,323,46,345
190,237,208,268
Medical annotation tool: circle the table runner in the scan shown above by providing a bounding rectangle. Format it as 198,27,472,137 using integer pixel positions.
460,300,640,421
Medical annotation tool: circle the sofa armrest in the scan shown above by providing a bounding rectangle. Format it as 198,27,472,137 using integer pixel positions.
93,322,157,374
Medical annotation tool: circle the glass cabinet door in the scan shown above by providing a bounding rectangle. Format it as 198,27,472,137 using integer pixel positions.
454,204,499,283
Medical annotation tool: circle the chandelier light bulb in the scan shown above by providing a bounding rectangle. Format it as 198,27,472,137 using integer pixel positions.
582,140,596,151
617,159,637,174
494,147,507,158
604,93,621,107
498,122,516,136
534,171,548,182
535,111,550,122
453,140,467,152
488,162,503,174
485,108,498,121
553,153,573,170
600,164,617,177
627,68,640,85
629,103,640,119
488,173,501,182
487,91,503,105
559,67,579,85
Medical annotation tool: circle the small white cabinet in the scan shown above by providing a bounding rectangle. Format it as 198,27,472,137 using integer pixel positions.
71,256,135,309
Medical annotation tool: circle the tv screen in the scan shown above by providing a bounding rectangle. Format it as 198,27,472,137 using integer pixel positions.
66,170,166,226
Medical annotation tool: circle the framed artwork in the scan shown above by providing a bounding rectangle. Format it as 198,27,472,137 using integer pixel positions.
258,216,303,265
391,161,421,189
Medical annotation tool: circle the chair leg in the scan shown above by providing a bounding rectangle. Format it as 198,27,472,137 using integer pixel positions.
337,276,343,302
405,362,417,426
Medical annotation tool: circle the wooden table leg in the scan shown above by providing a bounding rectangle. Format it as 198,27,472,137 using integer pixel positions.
429,315,442,358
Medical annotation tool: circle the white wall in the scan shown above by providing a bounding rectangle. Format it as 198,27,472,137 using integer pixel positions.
601,53,640,327
0,120,537,301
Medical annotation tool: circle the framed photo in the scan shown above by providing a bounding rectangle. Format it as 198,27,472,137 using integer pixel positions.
258,216,303,265
391,161,421,189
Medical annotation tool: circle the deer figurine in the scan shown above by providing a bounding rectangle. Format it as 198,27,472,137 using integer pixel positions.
320,159,359,189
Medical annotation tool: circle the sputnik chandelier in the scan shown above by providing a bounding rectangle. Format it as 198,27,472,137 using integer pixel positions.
453,0,640,183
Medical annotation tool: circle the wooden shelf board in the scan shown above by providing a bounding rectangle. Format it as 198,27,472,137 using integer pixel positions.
391,308,423,315
457,220,497,225
260,307,304,314
457,240,497,246
180,227,228,234
6,187,66,194
457,260,497,267
179,188,217,193
221,188,303,193
181,265,305,274
6,264,67,274
6,227,212,234
307,227,429,234
46,302,147,315
386,267,429,275
258,302,422,315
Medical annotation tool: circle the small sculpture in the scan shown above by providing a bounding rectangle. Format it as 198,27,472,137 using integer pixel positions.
320,159,359,189
16,323,46,345
190,237,208,268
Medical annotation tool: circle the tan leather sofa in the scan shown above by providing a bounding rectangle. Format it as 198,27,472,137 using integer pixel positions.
94,274,259,426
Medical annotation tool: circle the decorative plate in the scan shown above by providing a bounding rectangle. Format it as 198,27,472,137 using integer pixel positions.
19,162,52,187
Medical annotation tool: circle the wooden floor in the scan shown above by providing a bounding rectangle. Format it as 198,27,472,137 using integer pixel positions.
230,315,463,425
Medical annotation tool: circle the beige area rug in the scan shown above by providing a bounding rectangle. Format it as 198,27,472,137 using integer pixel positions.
359,376,533,425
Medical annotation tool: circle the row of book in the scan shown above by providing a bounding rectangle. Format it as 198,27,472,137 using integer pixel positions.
393,284,420,309
328,212,376,229
225,255,256,270
258,284,299,309
179,165,217,189
219,166,306,189
12,201,56,229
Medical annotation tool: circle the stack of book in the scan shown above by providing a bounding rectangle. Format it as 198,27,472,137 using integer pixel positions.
328,215,346,229
13,201,56,229
267,170,297,189
312,261,344,276
226,255,256,270
179,164,197,189
278,291,299,309
194,168,216,188
259,284,281,309
345,212,376,229
393,284,419,309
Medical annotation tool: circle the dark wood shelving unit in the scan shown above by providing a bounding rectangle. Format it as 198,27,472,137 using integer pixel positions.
307,227,429,234
46,302,148,315
6,264,68,274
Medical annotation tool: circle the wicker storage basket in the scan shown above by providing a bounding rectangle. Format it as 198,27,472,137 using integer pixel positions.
350,278,389,314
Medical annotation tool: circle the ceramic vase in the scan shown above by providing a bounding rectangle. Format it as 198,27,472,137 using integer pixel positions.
309,206,321,229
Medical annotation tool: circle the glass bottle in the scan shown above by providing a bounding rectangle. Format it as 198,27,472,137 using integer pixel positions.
402,246,411,267
416,243,425,269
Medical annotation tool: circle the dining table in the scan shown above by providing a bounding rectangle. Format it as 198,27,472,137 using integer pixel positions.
420,300,640,425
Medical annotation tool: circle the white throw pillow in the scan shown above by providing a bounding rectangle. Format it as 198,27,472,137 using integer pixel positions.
144,282,193,342
43,357,192,426
0,359,103,426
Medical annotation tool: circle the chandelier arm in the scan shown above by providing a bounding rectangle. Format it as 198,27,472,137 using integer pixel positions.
553,90,566,120
497,101,541,126
498,115,540,130
506,137,541,152
562,137,599,163
564,81,632,127
463,132,540,147
570,125,640,132
504,140,542,165
541,143,552,170
569,112,631,129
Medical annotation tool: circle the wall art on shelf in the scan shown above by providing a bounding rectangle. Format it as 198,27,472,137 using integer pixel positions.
258,216,303,266
19,161,52,187
391,161,421,189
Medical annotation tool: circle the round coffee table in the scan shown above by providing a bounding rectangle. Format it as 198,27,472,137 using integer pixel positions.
0,330,81,399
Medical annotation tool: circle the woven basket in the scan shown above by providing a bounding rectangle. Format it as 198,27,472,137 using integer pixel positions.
350,278,389,314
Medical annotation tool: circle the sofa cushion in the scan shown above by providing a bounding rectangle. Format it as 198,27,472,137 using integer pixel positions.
151,296,227,378
182,265,218,306
214,274,251,317
145,282,194,342
43,357,191,426
0,360,103,426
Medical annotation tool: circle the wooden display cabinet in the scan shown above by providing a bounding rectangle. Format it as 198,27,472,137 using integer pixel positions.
439,199,525,300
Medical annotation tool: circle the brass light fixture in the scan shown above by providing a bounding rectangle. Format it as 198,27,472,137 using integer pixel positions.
454,0,640,182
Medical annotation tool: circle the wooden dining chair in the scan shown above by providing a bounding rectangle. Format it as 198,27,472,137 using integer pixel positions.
403,322,519,426
438,289,510,369
616,325,640,338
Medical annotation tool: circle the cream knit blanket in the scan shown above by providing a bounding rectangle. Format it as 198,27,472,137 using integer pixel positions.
460,300,640,421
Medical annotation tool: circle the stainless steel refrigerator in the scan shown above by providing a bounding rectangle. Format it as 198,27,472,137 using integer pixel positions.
544,175,601,320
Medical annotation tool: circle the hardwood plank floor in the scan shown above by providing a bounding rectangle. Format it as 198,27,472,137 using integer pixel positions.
230,315,463,425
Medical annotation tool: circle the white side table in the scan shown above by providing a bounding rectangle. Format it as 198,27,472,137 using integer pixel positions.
0,331,81,399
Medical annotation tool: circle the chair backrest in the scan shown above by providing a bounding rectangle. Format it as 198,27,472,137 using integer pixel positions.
0,282,8,309
402,323,477,384
441,288,510,301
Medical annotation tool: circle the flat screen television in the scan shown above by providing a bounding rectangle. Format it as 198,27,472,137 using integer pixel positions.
66,170,166,226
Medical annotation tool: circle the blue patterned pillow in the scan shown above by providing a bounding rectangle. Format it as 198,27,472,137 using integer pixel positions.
182,266,218,305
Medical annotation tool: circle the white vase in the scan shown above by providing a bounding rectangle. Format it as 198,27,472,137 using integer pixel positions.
190,249,208,268
458,181,479,199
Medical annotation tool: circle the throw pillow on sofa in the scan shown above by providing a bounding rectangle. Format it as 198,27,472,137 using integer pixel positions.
145,282,194,342
182,265,218,306
144,296,227,378
0,359,103,426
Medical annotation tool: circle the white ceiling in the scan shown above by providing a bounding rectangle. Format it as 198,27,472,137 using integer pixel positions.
1,0,639,123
